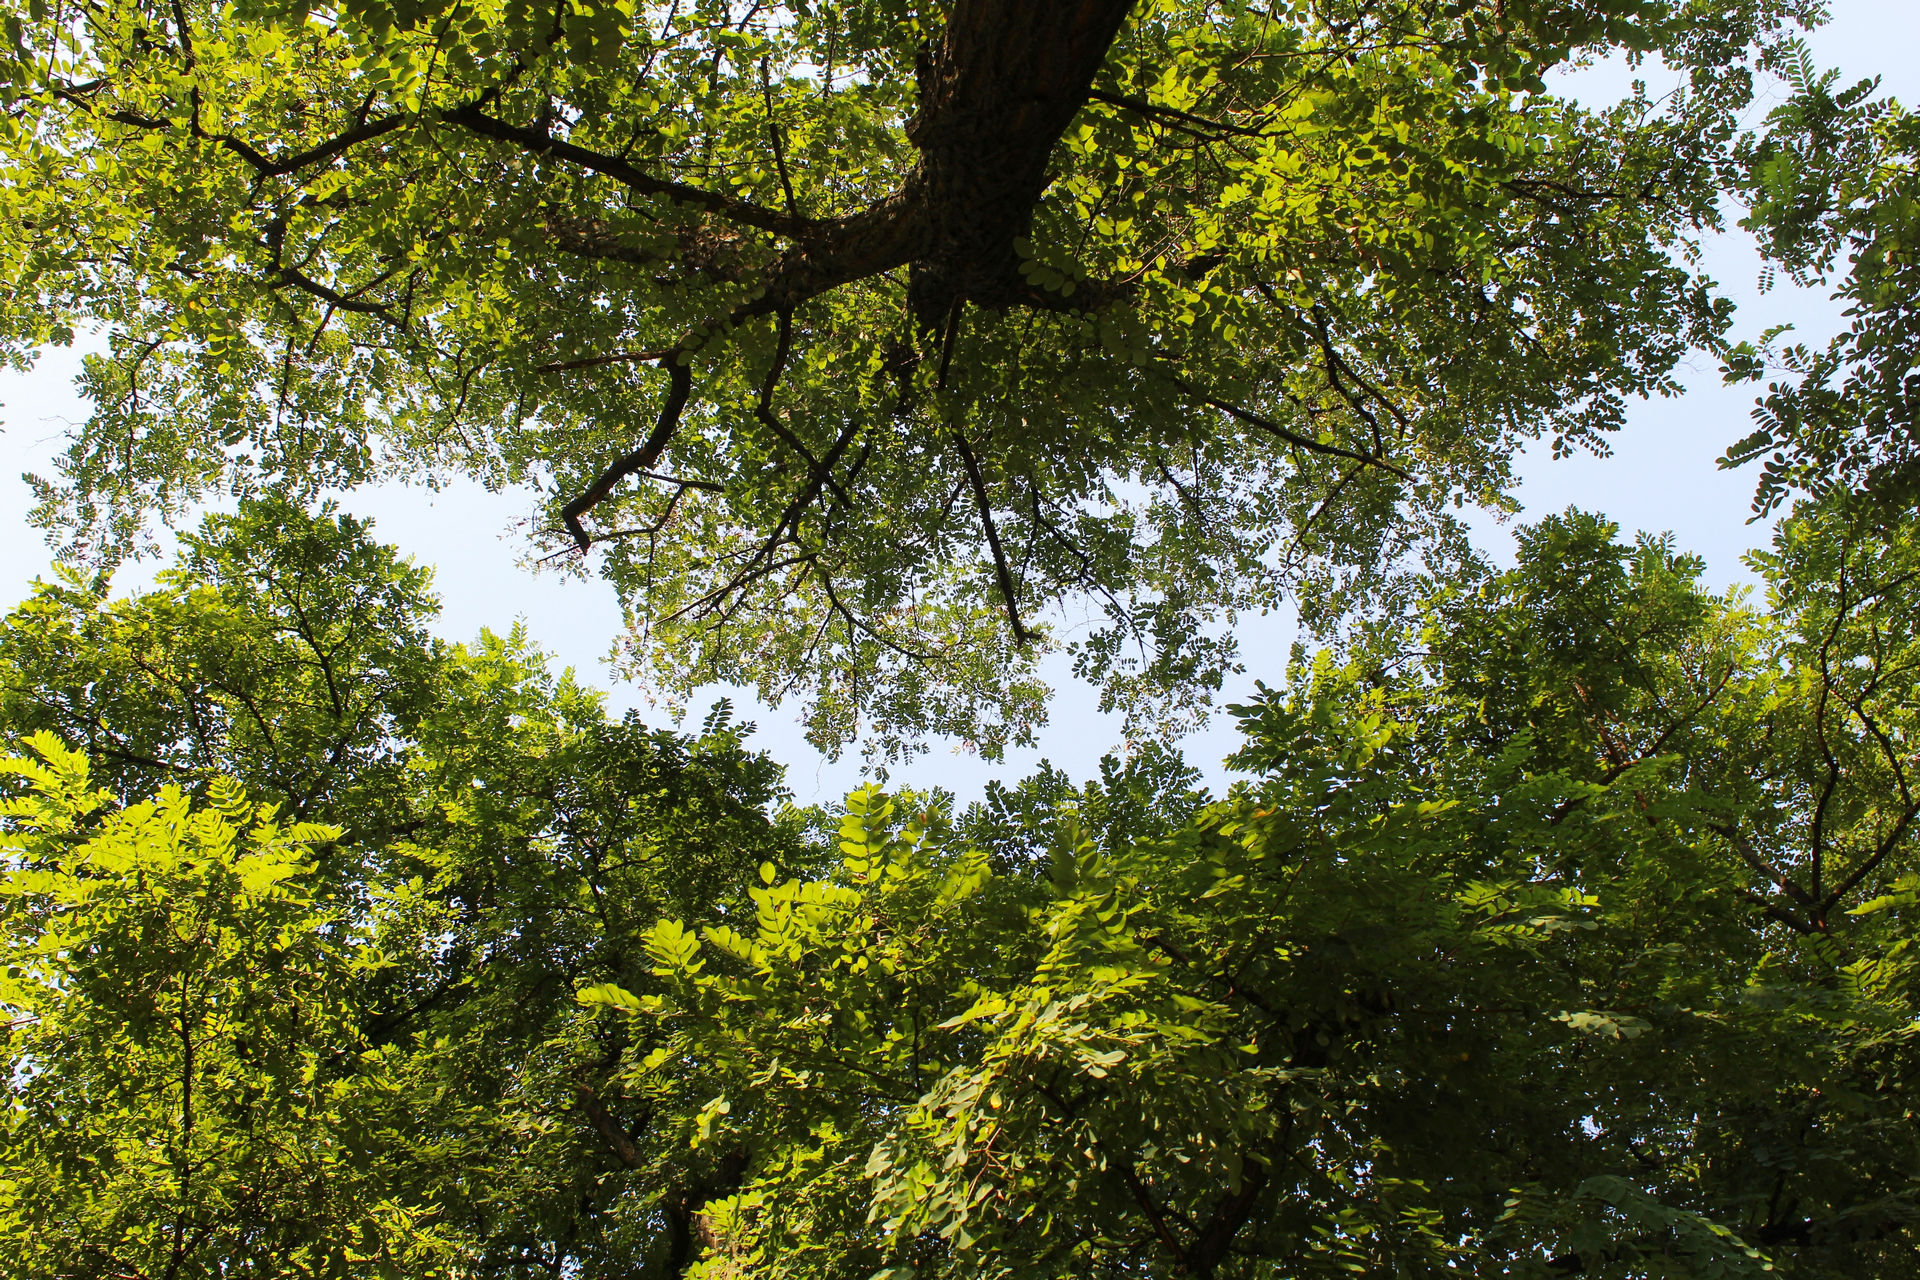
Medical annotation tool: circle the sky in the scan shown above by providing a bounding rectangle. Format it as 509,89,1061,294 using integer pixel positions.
3,1,1916,806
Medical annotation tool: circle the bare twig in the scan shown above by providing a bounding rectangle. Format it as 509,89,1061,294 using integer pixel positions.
1170,374,1411,479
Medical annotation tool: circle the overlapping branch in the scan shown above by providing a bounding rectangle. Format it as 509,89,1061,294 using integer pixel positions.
441,103,819,239
561,356,694,548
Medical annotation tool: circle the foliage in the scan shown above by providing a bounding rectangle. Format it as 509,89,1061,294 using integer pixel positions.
0,733,458,1278
568,505,1920,1279
1724,38,1920,513
0,0,1822,756
4,496,1918,1276
0,496,446,859
0,501,821,1277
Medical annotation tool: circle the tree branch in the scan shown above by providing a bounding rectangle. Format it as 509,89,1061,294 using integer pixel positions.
441,104,817,238
1823,801,1920,913
1170,374,1411,479
209,114,409,178
762,58,800,220
664,419,862,624
1185,1157,1270,1279
269,267,402,322
1086,87,1277,141
533,346,678,374
755,310,854,509
57,80,412,177
574,1082,646,1169
1710,822,1817,909
561,356,694,548
952,426,1033,644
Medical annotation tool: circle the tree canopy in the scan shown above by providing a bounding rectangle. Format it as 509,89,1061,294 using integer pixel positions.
4,4,1920,1275
0,0,1825,754
4,494,1918,1278
0,500,820,1275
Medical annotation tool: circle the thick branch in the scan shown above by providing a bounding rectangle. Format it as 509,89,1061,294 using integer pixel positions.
1710,822,1817,909
1740,889,1823,936
442,104,817,238
69,80,412,178
1823,802,1920,913
270,267,401,321
574,1083,645,1170
561,357,694,548
534,346,678,374
1116,1161,1192,1269
762,58,800,219
1185,1158,1270,1279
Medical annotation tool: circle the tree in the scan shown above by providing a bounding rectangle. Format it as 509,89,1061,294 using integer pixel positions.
1722,40,1920,515
0,497,447,861
6,496,1917,1276
577,502,1920,1279
0,735,461,1278
5,5,1918,1270
0,501,823,1276
0,496,803,888
0,0,1816,756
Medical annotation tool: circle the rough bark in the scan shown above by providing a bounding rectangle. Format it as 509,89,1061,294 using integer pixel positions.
530,0,1141,544
902,0,1139,324
713,0,1139,325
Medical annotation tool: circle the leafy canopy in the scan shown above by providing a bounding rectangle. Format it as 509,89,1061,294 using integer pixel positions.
571,502,1920,1279
0,735,459,1278
5,496,1918,1278
0,500,820,1276
0,0,1818,756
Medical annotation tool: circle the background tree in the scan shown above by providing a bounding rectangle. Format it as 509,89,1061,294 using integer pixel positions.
581,501,1920,1279
6,496,1916,1276
0,0,1817,757
1724,38,1920,514
0,736,460,1278
0,502,823,1277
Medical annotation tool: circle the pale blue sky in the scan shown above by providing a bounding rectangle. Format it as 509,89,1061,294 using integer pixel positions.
4,1,1916,804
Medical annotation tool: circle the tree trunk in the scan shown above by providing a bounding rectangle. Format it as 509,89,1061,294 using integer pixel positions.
905,0,1138,325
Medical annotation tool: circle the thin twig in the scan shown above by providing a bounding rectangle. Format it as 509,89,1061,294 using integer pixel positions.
952,425,1033,644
